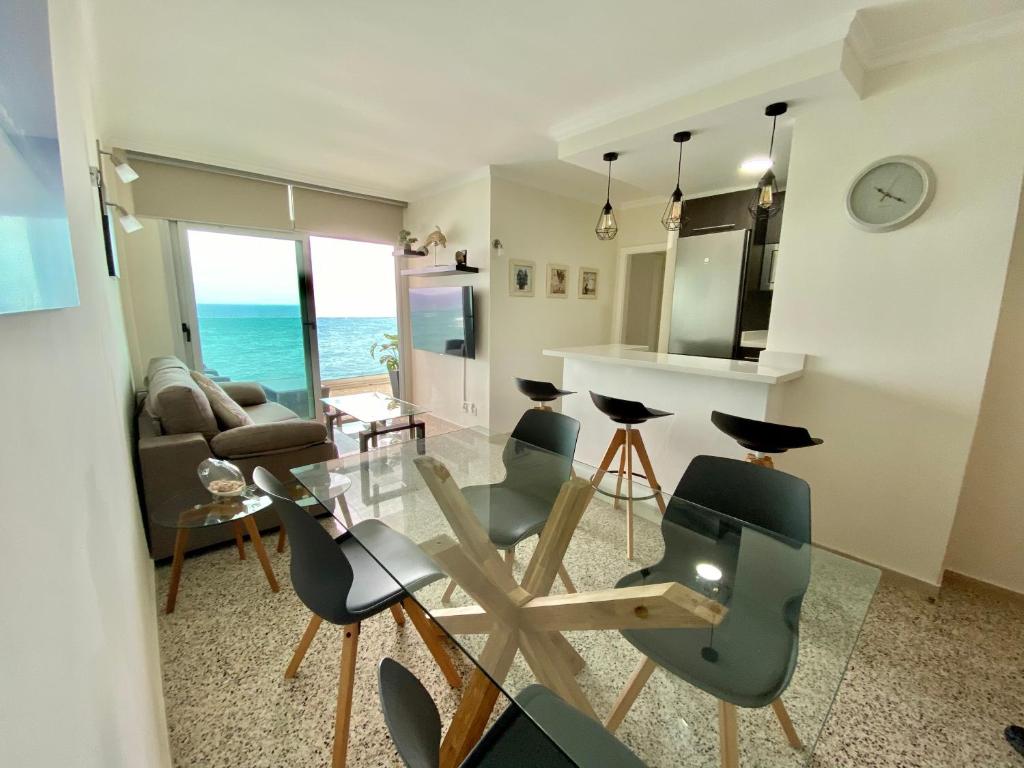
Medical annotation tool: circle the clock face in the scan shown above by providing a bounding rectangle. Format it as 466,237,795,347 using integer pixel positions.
846,156,934,232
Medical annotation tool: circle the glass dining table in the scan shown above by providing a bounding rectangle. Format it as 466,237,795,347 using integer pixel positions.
292,428,879,768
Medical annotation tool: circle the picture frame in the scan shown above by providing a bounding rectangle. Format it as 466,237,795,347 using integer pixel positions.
546,263,569,298
509,259,535,297
578,266,599,299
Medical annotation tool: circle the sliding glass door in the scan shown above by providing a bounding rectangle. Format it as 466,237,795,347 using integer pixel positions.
175,225,318,418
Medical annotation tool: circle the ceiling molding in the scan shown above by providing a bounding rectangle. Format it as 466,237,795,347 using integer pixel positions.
847,7,1024,71
405,165,492,204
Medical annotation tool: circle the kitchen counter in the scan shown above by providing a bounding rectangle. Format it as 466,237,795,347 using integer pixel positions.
542,344,806,493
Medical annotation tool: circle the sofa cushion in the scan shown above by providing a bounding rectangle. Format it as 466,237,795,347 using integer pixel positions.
220,381,268,407
146,363,218,438
210,420,328,459
245,401,300,425
145,356,188,386
191,371,255,430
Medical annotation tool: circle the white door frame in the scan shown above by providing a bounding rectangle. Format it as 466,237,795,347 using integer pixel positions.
612,241,671,346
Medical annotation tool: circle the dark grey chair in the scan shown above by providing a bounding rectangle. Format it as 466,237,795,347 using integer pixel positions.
443,410,581,601
604,455,811,766
378,657,647,767
252,467,462,768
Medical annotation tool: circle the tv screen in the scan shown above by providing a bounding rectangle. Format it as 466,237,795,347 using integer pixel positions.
409,286,475,359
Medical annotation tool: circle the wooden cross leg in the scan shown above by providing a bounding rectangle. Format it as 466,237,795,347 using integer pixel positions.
589,427,668,559
412,456,725,767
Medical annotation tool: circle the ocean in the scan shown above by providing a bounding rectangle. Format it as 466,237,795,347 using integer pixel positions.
197,304,397,387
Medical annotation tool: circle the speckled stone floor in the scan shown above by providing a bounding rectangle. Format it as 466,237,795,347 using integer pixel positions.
154,506,1024,768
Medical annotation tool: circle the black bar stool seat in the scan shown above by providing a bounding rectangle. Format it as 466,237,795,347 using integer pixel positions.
589,391,672,559
515,377,575,409
711,410,823,468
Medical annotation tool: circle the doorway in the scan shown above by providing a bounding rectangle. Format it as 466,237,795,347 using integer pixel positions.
621,250,666,349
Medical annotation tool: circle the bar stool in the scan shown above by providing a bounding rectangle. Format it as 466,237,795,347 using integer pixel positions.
711,410,823,469
589,391,671,559
515,377,575,410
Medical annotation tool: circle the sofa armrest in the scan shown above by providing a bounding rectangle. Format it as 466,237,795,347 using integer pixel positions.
219,381,268,407
138,432,213,517
211,420,328,459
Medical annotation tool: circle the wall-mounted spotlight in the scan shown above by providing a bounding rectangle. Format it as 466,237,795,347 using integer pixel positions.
105,202,143,233
99,147,139,184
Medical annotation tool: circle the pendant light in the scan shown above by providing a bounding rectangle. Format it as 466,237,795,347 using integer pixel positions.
748,102,787,220
661,131,691,231
595,151,619,241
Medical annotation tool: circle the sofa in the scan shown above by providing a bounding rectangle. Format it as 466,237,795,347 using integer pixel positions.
137,356,337,559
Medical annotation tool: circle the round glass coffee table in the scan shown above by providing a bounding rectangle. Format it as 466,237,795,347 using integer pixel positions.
155,489,279,613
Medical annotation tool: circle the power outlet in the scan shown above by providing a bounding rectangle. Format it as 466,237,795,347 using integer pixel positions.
470,403,478,415
462,401,469,412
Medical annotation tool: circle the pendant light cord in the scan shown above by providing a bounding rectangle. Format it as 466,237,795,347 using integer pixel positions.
675,140,684,186
768,115,777,160
605,159,612,204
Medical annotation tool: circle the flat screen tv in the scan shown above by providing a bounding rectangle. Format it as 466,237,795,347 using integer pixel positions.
409,286,475,359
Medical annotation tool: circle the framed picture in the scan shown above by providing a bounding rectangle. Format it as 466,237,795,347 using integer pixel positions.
509,259,535,297
546,264,569,298
578,267,599,299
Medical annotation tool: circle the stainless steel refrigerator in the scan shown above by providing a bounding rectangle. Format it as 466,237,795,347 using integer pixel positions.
668,228,750,358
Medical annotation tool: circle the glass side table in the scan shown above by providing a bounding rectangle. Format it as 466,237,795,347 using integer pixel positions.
153,489,279,613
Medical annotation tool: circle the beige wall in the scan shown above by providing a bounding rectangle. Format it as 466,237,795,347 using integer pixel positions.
767,36,1024,585
488,177,617,432
403,175,492,428
945,185,1024,593
0,0,170,763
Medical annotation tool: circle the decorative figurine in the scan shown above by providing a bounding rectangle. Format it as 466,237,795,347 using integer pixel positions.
455,249,467,266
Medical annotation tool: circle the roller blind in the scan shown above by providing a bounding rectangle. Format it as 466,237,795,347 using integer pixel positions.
130,160,292,230
291,187,403,244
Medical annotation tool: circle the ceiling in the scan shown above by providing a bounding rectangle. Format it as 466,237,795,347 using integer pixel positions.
86,0,1021,203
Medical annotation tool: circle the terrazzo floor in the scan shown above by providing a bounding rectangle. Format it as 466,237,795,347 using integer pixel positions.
155,507,1024,767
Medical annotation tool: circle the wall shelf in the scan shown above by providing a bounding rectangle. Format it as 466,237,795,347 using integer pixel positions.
400,263,479,277
394,247,429,258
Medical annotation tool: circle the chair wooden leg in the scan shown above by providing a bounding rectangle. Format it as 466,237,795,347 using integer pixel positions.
605,656,656,732
232,521,247,559
625,428,634,560
276,525,287,554
441,578,458,603
771,697,802,749
165,528,190,614
285,613,323,679
389,603,406,626
556,563,577,593
503,547,515,568
613,445,627,510
332,622,360,768
403,598,462,688
631,430,667,515
718,700,739,768
242,516,280,592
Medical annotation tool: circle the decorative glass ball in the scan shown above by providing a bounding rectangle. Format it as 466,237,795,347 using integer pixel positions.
197,458,246,497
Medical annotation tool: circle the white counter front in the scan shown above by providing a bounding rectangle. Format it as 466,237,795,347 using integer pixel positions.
542,344,805,493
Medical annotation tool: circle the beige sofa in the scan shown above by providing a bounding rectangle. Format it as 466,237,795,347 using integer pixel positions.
137,356,337,559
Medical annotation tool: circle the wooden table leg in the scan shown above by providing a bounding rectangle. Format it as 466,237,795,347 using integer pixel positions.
242,516,279,592
165,527,189,613
232,521,247,559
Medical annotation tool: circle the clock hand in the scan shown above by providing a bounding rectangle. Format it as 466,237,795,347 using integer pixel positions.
874,185,892,202
891,193,906,204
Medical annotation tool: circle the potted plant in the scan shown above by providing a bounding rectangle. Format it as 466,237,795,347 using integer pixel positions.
370,333,401,396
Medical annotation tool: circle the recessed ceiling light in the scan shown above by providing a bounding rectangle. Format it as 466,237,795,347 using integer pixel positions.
740,156,773,174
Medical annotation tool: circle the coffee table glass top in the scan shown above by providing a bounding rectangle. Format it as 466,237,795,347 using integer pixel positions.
292,429,880,767
152,490,273,530
321,391,427,423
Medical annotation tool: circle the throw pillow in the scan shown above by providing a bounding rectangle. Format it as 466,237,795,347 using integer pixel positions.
190,371,255,430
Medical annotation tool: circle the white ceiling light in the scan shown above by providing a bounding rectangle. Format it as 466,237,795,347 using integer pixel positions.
740,156,773,174
113,157,140,184
106,202,143,233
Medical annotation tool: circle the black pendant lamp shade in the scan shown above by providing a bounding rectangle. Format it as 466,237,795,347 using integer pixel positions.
749,102,787,220
661,131,691,231
595,151,619,241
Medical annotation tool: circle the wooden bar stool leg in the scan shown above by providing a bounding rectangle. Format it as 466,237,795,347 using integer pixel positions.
332,622,361,768
613,445,627,511
590,429,625,488
632,430,667,515
503,547,515,569
624,426,634,560
718,700,740,768
232,521,246,559
771,697,802,749
747,452,775,469
285,613,323,678
165,528,190,613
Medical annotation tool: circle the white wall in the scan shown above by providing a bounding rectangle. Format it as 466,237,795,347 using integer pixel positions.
945,185,1024,593
767,36,1024,585
0,0,170,764
403,175,492,428
488,177,618,433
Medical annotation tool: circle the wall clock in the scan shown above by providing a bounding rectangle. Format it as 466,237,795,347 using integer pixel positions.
846,155,935,232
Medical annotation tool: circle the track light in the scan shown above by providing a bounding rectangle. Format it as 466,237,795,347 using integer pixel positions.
99,147,139,184
106,202,143,233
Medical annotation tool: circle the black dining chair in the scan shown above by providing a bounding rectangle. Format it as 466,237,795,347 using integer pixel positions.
378,657,647,767
515,377,575,410
603,455,811,768
442,409,581,602
711,410,823,469
252,467,462,768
